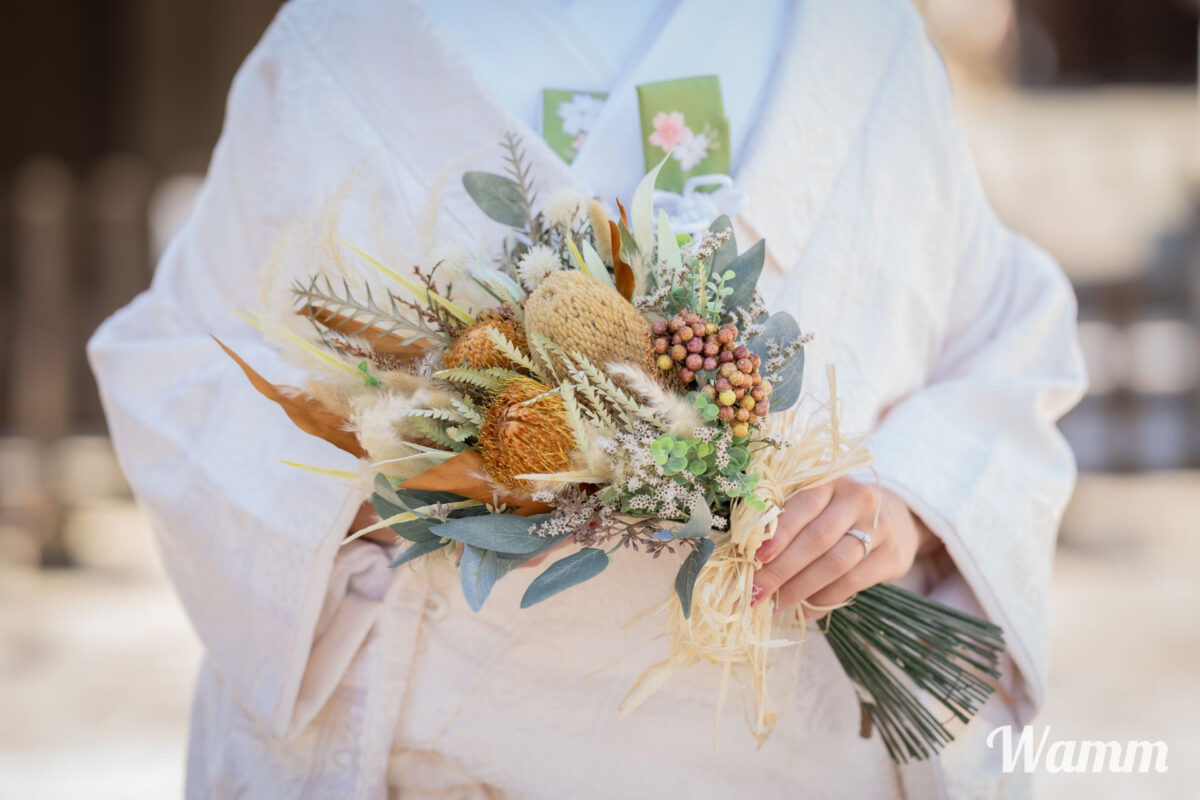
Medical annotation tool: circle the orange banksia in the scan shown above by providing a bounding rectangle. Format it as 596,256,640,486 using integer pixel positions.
445,307,528,370
478,377,575,487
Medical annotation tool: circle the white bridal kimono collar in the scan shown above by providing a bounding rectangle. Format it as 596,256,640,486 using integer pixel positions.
89,1,1086,797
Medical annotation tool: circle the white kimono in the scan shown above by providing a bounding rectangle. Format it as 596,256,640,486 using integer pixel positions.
88,0,1086,798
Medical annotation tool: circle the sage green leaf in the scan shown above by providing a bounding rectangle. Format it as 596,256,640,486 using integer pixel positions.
520,548,610,608
430,512,555,554
674,537,715,619
460,544,501,612
579,239,617,289
724,239,765,313
389,538,446,568
747,311,805,411
674,498,713,538
462,171,526,228
371,476,475,543
632,153,670,255
656,208,683,276
370,493,437,543
707,215,738,273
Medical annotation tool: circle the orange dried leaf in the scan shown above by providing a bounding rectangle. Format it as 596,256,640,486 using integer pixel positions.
615,197,629,228
609,220,635,301
213,337,366,458
300,306,433,360
399,450,551,516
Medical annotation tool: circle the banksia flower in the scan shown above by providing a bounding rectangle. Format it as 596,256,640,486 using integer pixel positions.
445,307,527,370
478,377,574,487
523,269,652,378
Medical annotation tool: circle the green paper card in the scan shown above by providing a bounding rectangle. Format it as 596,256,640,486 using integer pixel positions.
543,89,608,164
636,75,730,193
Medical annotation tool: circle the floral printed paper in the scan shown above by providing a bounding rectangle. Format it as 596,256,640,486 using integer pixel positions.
637,75,730,192
542,89,607,164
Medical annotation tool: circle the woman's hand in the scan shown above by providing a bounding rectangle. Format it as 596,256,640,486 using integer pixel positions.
751,477,939,619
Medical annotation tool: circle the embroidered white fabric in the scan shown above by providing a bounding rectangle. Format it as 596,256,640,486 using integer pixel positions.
88,0,1084,797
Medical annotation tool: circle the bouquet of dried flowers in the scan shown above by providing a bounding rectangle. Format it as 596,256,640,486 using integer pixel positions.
222,134,1004,762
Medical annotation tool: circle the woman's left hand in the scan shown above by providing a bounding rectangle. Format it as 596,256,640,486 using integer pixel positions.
751,477,939,619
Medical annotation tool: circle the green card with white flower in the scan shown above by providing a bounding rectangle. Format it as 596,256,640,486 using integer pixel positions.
543,89,608,164
637,75,730,193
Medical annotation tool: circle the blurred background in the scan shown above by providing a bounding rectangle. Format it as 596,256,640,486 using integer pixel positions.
0,0,1197,797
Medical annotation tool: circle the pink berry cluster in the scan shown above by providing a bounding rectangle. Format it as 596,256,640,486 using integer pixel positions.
652,311,772,436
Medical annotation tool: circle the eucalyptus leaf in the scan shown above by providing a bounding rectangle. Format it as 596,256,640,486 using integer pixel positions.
430,512,556,555
674,537,715,619
397,488,468,507
674,498,713,538
724,239,765,312
389,538,446,568
746,311,805,412
383,516,439,544
462,171,526,228
707,215,738,273
370,493,438,543
520,548,610,608
373,473,403,504
371,478,476,544
460,544,501,612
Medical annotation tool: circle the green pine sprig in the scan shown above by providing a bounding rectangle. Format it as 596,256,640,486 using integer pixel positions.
822,582,1005,763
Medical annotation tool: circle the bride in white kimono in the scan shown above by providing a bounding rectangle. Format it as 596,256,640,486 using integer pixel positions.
89,0,1086,797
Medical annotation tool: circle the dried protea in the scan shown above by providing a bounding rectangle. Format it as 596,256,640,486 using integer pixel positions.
444,307,527,370
478,377,574,487
523,269,652,378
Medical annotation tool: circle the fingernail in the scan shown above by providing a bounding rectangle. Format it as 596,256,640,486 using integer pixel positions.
750,584,763,607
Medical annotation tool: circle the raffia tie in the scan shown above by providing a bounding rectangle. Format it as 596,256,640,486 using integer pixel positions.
620,366,872,746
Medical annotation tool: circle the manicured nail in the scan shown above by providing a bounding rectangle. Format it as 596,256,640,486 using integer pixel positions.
755,540,773,561
750,584,763,607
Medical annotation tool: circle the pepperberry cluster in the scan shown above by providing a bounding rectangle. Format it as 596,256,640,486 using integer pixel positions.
652,310,772,437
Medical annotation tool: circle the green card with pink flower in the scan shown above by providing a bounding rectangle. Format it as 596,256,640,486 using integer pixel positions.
637,75,730,193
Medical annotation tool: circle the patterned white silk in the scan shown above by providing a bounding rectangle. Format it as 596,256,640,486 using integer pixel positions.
88,1,1086,798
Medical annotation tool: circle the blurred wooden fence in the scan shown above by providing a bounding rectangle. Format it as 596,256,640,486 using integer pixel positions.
2,89,1199,566
1,154,198,565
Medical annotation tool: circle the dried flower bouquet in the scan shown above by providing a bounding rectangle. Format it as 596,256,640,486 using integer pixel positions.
223,134,1003,762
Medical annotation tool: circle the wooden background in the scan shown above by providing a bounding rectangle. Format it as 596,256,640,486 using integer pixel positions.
0,0,1196,566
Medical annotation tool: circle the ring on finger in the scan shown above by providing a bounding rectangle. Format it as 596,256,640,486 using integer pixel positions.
845,528,872,558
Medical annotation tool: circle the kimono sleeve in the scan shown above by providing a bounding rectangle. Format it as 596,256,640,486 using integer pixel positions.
88,7,395,739
864,20,1088,721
